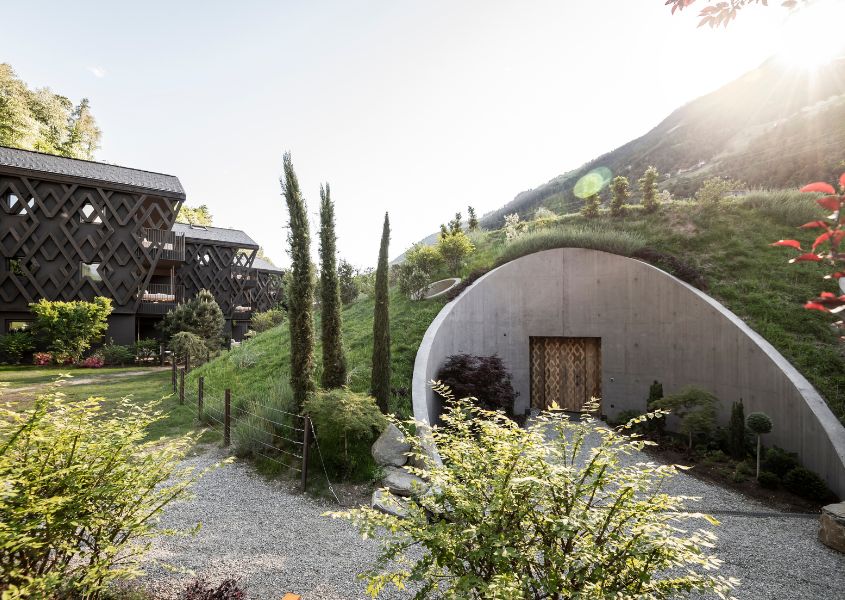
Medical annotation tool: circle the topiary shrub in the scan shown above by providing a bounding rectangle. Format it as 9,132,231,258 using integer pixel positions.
100,341,135,366
0,331,34,364
746,412,772,479
783,467,833,502
304,388,387,481
758,471,780,490
437,353,517,416
761,446,800,479
170,332,208,365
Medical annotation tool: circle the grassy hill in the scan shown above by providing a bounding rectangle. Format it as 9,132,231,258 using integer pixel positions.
193,190,844,425
482,57,845,228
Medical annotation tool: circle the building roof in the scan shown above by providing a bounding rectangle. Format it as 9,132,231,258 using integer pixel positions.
0,145,185,198
252,257,284,273
172,223,259,248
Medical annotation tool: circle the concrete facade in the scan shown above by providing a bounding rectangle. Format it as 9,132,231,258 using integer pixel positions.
412,248,845,498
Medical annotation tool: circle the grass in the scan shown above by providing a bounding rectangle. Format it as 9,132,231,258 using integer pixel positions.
0,365,156,389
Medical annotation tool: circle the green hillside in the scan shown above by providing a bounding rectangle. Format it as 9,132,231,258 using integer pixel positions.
193,190,844,425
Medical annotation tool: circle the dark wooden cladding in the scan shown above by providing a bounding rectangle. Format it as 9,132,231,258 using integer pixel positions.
175,240,257,319
250,269,284,313
0,172,182,315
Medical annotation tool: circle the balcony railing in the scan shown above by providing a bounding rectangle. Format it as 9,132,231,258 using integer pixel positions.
138,283,184,314
138,227,185,262
232,266,257,288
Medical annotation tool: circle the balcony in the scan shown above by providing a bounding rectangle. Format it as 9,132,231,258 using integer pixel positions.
138,283,184,314
138,228,185,263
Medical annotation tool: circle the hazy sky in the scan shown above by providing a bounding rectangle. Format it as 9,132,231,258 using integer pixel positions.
2,0,799,267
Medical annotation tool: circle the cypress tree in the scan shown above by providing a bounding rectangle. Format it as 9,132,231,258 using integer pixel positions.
371,212,392,413
639,166,660,213
280,152,315,410
610,176,630,218
319,183,347,388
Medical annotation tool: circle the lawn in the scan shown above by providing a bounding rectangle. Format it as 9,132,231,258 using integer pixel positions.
0,365,158,389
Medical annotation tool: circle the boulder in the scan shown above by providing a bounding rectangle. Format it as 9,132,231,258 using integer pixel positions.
382,466,427,497
372,423,410,467
819,502,845,553
371,489,408,518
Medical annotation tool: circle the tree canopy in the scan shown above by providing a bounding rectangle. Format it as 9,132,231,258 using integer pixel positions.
176,204,214,226
666,0,804,27
0,63,101,159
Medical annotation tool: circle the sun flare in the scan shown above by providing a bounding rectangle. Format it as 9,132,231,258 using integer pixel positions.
778,0,845,68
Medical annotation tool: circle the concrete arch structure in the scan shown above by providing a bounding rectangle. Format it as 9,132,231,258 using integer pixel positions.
412,248,845,497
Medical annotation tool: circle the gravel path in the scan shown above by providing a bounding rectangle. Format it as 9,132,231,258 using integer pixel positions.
139,435,845,600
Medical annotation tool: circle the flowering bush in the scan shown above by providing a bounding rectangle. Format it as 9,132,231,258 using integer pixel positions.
32,352,52,366
79,354,105,368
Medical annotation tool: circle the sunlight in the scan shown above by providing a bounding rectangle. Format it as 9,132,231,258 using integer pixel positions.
777,0,845,68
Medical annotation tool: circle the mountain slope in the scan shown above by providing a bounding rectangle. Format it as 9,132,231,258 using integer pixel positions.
482,57,845,227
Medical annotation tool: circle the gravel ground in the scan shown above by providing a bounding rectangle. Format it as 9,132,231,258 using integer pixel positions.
138,434,845,600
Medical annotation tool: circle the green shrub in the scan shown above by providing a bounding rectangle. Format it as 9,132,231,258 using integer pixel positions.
397,243,444,299
761,446,800,478
612,409,645,428
29,296,112,362
0,331,34,364
250,308,285,333
170,331,208,364
332,398,737,599
652,386,719,449
100,341,135,366
695,177,745,206
783,467,833,502
159,289,224,350
338,259,360,305
437,231,475,274
0,386,213,599
758,471,780,490
134,338,160,362
437,353,517,416
304,388,387,481
496,225,646,267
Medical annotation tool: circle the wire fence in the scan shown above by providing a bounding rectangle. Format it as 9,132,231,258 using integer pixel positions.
172,362,340,504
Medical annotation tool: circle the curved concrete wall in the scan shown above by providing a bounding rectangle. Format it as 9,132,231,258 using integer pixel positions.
412,248,845,498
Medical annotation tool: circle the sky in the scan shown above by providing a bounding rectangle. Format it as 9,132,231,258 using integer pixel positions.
0,0,810,268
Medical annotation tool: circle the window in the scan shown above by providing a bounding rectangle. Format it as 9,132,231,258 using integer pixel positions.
4,193,32,215
196,252,211,266
79,201,103,224
6,320,32,333
81,262,102,282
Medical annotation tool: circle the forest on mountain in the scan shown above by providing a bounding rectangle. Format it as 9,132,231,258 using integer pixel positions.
482,57,845,227
0,63,101,160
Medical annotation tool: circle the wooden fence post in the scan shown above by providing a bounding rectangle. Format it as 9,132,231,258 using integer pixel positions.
179,368,185,405
159,344,164,367
185,352,190,374
198,376,204,421
301,416,311,492
171,359,177,392
224,389,231,446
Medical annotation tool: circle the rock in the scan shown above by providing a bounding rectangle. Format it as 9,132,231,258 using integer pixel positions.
372,423,410,467
371,489,408,518
819,502,845,553
382,466,427,497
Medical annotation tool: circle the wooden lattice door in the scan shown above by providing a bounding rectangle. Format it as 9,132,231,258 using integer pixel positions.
530,337,601,412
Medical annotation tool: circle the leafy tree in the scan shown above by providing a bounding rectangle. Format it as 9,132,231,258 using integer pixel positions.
319,183,347,389
338,259,360,305
397,243,443,299
448,212,463,234
610,175,630,217
439,223,449,237
652,385,719,450
29,297,112,362
333,396,737,599
728,399,747,460
0,63,37,150
581,192,600,218
62,98,101,160
281,152,316,410
467,206,479,231
0,386,215,598
666,0,805,28
371,212,391,413
159,289,224,353
176,204,214,226
746,412,773,479
437,231,475,274
639,166,660,213
28,87,72,155
695,177,745,206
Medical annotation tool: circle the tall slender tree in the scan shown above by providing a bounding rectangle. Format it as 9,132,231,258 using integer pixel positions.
371,212,392,413
639,166,660,213
281,152,315,410
467,206,479,231
610,176,630,218
319,183,347,388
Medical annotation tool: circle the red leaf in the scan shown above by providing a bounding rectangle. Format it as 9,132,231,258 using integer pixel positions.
820,292,836,299
840,172,845,190
771,239,802,250
813,232,832,250
800,220,829,229
804,302,829,311
791,253,823,263
816,196,842,211
801,182,836,194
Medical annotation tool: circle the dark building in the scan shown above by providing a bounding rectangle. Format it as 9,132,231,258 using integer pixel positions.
0,146,282,344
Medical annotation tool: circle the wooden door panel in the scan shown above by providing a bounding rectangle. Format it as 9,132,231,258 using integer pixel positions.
530,337,601,412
